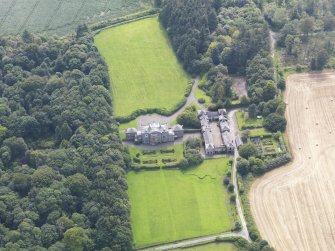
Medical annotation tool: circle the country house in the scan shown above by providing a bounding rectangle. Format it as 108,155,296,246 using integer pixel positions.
125,122,184,145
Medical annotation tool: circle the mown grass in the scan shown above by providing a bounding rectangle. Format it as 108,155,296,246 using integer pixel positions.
119,119,138,130
127,158,236,247
174,242,237,251
249,128,272,137
194,87,212,104
95,17,190,117
235,111,263,130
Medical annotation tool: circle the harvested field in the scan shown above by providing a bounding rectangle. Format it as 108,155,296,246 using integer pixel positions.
250,71,335,251
0,0,152,35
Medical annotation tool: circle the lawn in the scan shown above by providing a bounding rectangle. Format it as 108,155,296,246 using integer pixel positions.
235,110,263,130
175,242,237,251
195,75,212,105
95,17,190,117
249,128,272,137
127,158,236,247
119,119,138,130
128,144,184,168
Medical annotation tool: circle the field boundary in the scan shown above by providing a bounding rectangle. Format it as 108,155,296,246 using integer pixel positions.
91,9,160,34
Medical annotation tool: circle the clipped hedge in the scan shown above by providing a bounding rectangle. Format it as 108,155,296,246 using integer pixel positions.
184,129,201,133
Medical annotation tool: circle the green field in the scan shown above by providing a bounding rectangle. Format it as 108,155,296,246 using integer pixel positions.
249,128,272,137
95,17,190,117
236,110,263,130
175,242,237,251
127,158,236,247
0,0,152,35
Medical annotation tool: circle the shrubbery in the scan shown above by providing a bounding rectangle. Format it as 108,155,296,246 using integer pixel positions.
182,139,203,169
177,105,201,129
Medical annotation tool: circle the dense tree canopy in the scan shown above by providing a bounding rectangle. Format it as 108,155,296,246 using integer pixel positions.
0,30,131,250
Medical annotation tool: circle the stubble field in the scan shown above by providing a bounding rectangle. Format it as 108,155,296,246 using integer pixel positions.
0,0,152,35
250,71,335,251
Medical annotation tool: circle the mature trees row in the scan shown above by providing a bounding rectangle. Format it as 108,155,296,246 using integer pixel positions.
0,28,131,250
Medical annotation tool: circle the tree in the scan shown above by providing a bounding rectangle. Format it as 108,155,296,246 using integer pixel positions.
41,224,59,248
240,95,250,106
213,0,221,10
56,122,73,141
237,158,249,175
234,221,242,231
263,113,286,132
324,16,335,31
249,157,265,175
22,30,33,43
248,104,257,119
277,77,285,90
64,174,90,197
63,227,93,251
311,50,329,70
208,10,218,32
263,81,277,101
12,173,31,196
228,184,234,192
300,16,314,36
32,166,57,188
3,137,28,160
239,143,258,159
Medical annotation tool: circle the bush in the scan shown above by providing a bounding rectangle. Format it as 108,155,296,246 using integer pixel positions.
237,157,249,175
263,113,286,132
133,157,140,164
249,227,260,241
198,98,206,104
177,105,201,129
228,184,234,192
230,194,236,203
239,143,258,159
160,149,175,154
142,150,156,155
234,221,242,231
223,176,230,186
179,158,189,169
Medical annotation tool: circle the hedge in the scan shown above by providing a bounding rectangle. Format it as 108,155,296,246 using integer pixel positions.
184,129,201,133
91,9,160,32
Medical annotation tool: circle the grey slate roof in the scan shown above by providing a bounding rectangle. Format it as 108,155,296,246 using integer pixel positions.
172,124,183,131
126,128,137,133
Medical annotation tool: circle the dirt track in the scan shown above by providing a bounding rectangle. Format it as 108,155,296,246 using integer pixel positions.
250,71,335,251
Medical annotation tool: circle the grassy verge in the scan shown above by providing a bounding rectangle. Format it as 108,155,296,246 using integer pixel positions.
127,158,237,247
95,17,190,117
237,174,261,241
174,242,237,250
